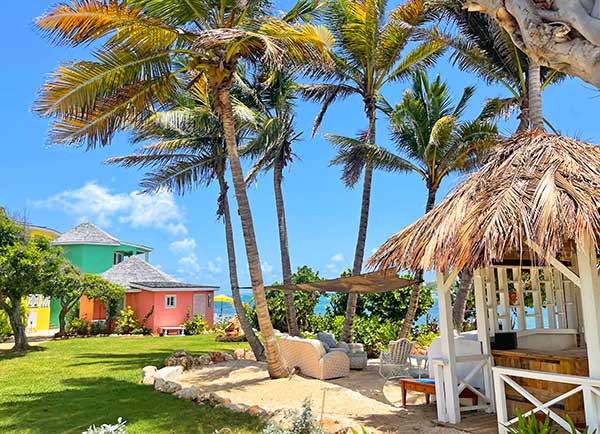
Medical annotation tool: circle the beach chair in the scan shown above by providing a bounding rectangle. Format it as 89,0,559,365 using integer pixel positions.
379,338,414,379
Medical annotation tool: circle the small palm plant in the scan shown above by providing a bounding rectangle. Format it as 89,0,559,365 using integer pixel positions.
506,413,597,434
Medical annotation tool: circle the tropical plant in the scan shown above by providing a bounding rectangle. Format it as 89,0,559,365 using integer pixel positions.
244,68,302,336
115,306,139,335
67,317,90,336
106,84,265,359
0,214,63,351
82,417,128,434
380,71,497,338
504,413,596,434
35,0,333,378
301,0,445,342
442,1,563,132
182,310,208,335
262,399,324,434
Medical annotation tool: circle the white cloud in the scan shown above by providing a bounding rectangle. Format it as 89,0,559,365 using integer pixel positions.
330,253,344,263
170,238,197,253
178,253,201,274
326,253,345,275
35,182,188,235
207,260,223,274
261,261,274,274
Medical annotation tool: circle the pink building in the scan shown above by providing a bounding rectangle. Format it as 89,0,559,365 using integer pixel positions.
101,256,216,334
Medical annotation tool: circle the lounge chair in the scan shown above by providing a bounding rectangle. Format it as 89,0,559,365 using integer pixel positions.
278,336,350,380
315,332,368,370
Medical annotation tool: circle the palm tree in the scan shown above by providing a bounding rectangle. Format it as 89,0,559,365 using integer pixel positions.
243,70,301,336
301,0,445,342
382,71,497,338
107,85,265,359
443,1,563,131
442,1,560,327
35,0,333,378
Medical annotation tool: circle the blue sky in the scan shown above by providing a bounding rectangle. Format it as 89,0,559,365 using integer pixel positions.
2,2,599,295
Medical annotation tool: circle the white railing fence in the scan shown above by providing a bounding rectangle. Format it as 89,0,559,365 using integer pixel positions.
493,366,600,434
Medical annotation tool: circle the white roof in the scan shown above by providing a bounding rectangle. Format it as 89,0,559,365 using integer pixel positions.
101,256,177,287
52,223,120,246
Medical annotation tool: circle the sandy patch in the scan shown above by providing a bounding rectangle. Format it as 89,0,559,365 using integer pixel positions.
176,360,469,434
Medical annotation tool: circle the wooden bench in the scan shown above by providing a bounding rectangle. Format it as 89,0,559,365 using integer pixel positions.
160,326,185,337
400,378,479,407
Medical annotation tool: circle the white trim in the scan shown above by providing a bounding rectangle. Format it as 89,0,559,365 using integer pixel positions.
130,283,218,292
165,294,177,309
119,241,153,252
51,240,120,246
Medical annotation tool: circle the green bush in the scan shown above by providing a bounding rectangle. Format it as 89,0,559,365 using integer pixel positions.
506,413,596,434
67,317,89,336
182,314,207,335
262,399,324,434
410,320,439,347
115,306,139,334
90,320,107,336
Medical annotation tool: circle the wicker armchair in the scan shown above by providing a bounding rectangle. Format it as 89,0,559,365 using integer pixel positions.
278,336,350,380
379,338,414,379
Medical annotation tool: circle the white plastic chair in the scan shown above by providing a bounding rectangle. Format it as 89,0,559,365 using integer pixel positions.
379,338,414,379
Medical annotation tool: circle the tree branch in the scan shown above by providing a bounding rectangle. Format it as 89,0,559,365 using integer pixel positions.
464,0,600,89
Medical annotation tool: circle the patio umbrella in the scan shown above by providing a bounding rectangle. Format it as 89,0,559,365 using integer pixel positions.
214,294,233,317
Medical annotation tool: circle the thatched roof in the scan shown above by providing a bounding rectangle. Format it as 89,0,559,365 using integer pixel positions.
265,271,417,293
368,131,600,273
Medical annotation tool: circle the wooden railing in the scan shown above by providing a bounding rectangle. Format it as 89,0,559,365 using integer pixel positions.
493,366,600,434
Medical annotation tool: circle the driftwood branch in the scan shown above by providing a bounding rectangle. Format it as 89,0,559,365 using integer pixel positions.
464,0,600,89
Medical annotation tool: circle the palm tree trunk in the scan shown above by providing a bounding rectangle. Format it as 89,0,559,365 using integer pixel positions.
517,93,529,132
453,269,474,331
341,102,376,343
273,158,299,336
528,60,544,130
58,303,68,337
398,186,437,339
217,87,287,378
217,170,265,360
5,297,29,351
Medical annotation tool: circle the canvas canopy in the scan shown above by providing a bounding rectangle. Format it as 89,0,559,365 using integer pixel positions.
266,271,417,293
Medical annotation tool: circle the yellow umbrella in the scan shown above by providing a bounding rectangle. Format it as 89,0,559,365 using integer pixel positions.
214,294,234,317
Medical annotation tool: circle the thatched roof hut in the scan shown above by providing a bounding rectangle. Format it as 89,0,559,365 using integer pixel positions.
368,131,600,273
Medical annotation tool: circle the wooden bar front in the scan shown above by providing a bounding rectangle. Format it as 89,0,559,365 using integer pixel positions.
492,348,589,425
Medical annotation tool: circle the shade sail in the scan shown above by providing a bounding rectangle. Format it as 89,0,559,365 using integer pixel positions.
265,271,417,293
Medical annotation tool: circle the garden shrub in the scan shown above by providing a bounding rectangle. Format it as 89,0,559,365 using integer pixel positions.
90,320,107,336
115,306,138,334
82,417,127,434
262,399,324,434
182,314,207,335
0,301,26,339
67,317,90,336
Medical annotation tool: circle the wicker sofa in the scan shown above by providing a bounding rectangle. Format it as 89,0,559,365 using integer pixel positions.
278,336,350,379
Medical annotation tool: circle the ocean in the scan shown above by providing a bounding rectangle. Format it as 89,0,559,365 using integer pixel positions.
214,293,440,325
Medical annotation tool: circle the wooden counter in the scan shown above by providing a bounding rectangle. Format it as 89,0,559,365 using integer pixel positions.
492,348,589,425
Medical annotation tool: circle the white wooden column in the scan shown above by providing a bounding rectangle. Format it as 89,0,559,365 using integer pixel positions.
436,271,460,424
474,268,495,411
576,235,600,430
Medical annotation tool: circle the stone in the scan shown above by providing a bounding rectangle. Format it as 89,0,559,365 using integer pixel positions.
174,385,200,401
165,350,195,370
193,354,212,367
154,378,182,394
221,352,234,361
209,352,227,363
141,365,158,385
247,405,268,418
155,365,183,380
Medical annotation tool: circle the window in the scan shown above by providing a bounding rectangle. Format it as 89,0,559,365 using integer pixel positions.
207,294,212,308
165,295,176,309
114,252,124,265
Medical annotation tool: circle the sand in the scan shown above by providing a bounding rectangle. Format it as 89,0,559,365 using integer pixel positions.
176,360,470,434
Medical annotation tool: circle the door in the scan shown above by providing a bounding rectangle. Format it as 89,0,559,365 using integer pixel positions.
27,310,37,330
193,294,206,318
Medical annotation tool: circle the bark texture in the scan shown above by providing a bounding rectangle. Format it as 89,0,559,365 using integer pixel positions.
453,268,474,331
217,171,265,360
273,158,299,336
465,0,600,89
218,88,287,378
341,102,376,342
528,61,544,130
398,186,438,338
5,297,29,351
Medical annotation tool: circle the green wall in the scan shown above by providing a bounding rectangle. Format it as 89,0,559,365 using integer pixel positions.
62,244,146,274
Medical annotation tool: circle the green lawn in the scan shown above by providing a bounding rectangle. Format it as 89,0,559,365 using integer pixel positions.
0,335,264,434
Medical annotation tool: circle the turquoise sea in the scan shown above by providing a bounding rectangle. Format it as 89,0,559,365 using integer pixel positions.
214,293,439,325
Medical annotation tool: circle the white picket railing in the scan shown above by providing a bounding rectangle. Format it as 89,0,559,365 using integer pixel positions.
493,366,600,434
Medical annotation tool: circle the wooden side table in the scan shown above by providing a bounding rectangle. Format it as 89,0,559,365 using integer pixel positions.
399,378,479,407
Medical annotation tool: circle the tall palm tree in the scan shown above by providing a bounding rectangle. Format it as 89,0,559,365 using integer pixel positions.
107,85,265,359
371,71,498,338
301,0,445,342
243,70,301,336
35,0,333,378
443,1,562,132
442,1,559,327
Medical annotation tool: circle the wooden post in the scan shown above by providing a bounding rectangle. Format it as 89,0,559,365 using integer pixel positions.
493,371,508,434
436,271,460,424
474,269,495,412
576,235,600,430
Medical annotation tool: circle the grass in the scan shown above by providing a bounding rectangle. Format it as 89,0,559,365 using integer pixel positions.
0,335,264,434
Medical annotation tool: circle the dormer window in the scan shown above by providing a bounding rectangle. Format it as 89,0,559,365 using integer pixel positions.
114,252,124,265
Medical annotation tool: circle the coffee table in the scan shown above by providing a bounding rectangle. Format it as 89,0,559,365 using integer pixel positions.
399,378,478,407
